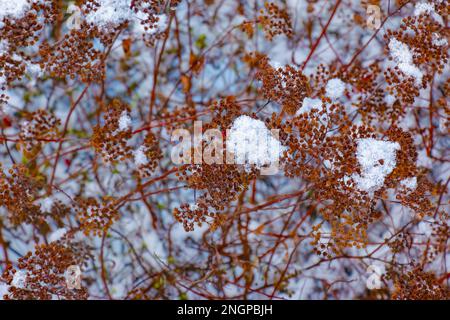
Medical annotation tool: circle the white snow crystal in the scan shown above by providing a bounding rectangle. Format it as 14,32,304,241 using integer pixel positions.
352,138,401,195
295,97,323,116
84,0,168,36
400,177,417,191
118,110,131,131
189,203,199,211
134,145,148,166
226,115,284,170
325,78,346,100
11,270,27,289
0,0,30,25
414,2,435,16
85,0,133,28
413,2,444,24
388,38,423,85
49,228,67,242
432,33,448,47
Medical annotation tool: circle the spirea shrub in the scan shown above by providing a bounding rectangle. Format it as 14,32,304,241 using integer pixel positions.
0,0,448,300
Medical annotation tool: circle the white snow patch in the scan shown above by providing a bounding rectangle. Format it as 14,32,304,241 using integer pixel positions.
189,203,199,211
325,78,346,100
134,145,148,166
388,38,423,85
11,270,27,289
432,33,448,47
0,0,30,26
414,2,443,24
414,2,435,16
85,0,133,28
400,177,417,191
84,0,168,36
295,97,323,116
351,138,401,195
118,110,131,131
226,115,284,171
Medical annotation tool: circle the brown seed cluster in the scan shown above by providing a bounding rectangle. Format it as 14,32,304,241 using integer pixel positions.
175,162,257,232
279,102,440,252
18,109,61,158
172,96,263,231
91,99,133,163
388,266,449,300
258,2,293,40
384,3,449,104
135,132,162,178
130,0,174,46
247,52,311,115
75,196,119,236
173,200,211,232
39,22,111,83
0,1,59,103
0,164,43,226
1,242,88,300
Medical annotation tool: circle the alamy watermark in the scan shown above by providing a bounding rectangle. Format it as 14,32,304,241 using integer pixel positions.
366,264,383,290
65,265,82,290
366,5,382,30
